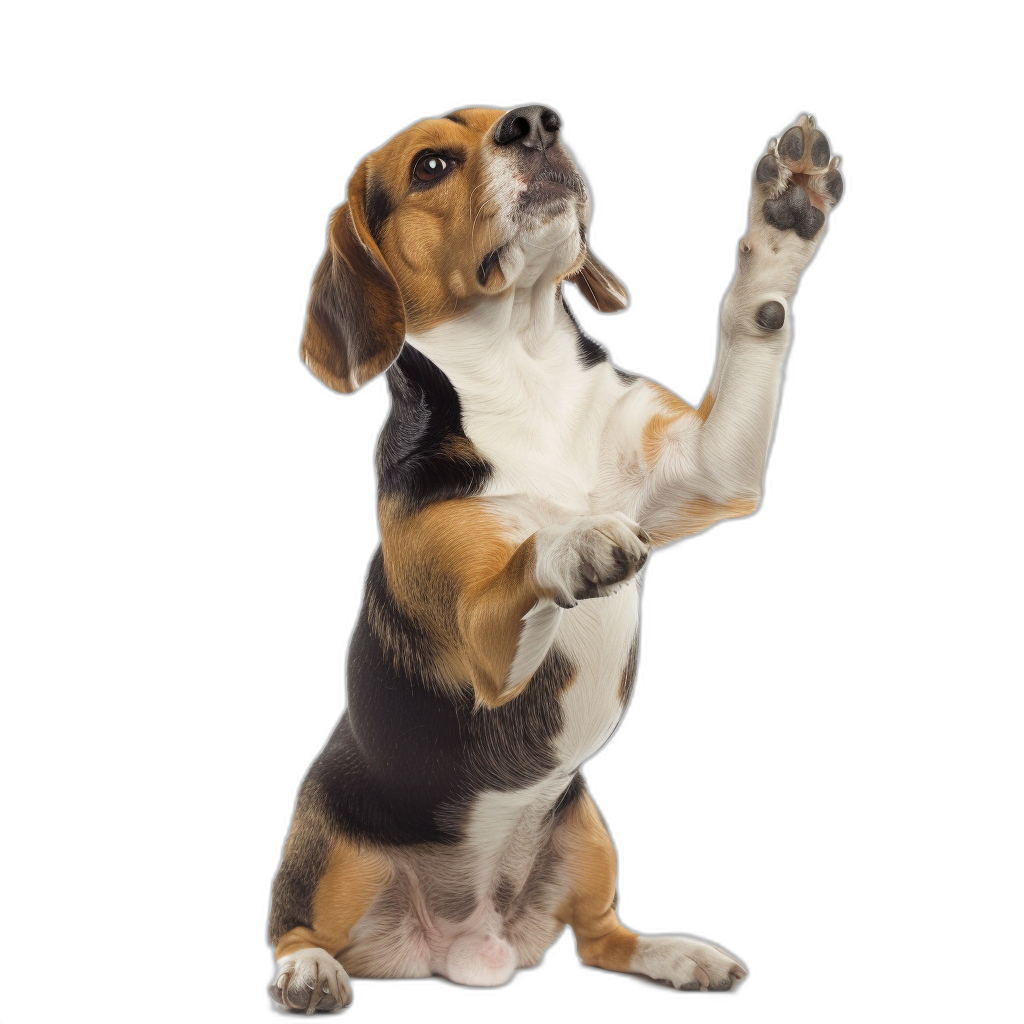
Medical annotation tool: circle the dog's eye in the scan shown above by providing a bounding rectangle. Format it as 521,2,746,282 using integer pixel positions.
413,153,454,183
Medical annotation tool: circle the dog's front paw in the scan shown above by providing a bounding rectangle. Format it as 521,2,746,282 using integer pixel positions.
754,114,842,241
270,947,352,1013
631,935,746,991
535,513,651,609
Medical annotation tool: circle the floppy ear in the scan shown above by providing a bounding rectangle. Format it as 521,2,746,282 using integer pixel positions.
300,163,406,393
567,245,629,313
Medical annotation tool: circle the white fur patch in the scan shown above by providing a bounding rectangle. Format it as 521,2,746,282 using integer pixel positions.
505,601,563,691
445,932,516,986
630,935,746,990
273,946,352,1009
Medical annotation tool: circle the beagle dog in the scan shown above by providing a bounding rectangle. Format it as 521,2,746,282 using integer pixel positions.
269,105,842,1011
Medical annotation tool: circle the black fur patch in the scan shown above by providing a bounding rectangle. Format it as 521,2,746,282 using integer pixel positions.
364,176,393,243
378,345,492,510
561,293,608,368
444,113,468,126
552,771,585,819
267,786,334,943
306,574,578,845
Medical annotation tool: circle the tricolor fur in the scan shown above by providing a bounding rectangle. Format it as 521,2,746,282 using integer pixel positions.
270,106,842,1010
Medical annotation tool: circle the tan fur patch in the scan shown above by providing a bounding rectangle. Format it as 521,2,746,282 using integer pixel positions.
648,495,759,546
640,383,697,464
379,496,544,706
555,791,639,972
696,388,715,422
365,108,511,333
275,836,393,959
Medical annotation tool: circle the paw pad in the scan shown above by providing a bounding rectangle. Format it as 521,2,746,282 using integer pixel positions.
763,185,825,239
755,114,842,241
755,300,786,331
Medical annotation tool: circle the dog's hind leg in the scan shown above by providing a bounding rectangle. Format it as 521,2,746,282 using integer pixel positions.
268,785,393,1012
553,785,745,991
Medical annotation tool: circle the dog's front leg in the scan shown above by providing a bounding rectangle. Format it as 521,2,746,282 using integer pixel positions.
599,116,842,543
381,499,650,707
270,832,392,1012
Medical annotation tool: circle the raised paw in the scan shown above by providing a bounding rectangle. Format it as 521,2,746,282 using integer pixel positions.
755,114,843,240
535,513,651,609
270,947,352,1014
632,935,746,991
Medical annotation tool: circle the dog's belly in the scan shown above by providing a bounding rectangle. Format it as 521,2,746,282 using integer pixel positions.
343,775,570,984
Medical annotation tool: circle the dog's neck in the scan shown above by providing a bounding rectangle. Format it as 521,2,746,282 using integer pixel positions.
405,281,581,404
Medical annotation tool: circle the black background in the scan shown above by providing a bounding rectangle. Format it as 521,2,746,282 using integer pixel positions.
235,83,868,1019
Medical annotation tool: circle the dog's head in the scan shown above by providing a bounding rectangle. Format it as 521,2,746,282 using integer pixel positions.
300,105,628,393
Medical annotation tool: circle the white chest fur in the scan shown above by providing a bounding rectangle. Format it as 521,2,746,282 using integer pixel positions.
407,303,626,512
408,298,638,751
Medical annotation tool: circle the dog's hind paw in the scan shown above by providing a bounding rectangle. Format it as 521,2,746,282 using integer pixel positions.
270,947,352,1013
754,114,842,240
535,512,651,608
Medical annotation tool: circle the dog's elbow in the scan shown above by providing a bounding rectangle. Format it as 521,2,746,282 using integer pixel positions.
644,489,762,547
731,490,761,517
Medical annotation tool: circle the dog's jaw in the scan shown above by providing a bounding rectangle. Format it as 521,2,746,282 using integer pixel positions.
476,137,589,297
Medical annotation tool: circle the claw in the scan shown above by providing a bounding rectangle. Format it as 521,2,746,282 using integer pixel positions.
305,989,321,1014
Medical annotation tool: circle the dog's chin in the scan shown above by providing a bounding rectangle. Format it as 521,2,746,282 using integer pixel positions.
481,211,581,294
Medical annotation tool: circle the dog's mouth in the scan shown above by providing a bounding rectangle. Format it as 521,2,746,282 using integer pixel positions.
518,165,587,213
477,247,503,286
530,167,586,195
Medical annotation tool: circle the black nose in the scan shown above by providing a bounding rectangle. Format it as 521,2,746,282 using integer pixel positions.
493,105,561,150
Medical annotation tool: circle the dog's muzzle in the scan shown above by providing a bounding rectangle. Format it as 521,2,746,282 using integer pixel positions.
494,105,586,216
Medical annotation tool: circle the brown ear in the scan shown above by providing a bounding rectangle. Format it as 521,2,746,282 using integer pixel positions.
300,163,406,393
567,247,628,313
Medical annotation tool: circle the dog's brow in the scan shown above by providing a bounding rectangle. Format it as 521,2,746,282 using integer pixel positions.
443,113,468,126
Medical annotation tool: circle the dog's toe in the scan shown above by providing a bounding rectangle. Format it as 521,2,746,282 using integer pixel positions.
271,948,351,1013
